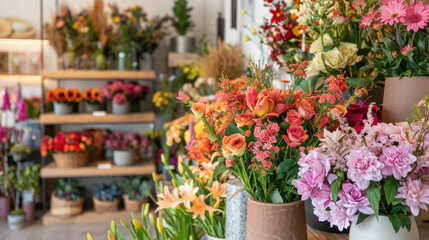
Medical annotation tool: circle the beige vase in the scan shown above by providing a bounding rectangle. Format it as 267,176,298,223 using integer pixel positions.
246,197,307,240
382,76,429,123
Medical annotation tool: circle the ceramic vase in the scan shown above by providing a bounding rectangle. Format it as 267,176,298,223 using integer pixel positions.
225,179,249,240
53,101,73,115
113,150,135,166
7,213,26,230
112,101,130,114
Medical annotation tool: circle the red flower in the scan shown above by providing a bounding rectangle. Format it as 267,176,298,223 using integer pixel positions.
270,3,284,23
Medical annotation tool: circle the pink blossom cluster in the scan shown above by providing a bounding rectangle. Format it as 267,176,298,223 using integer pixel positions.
361,0,429,32
293,111,429,230
98,80,151,105
251,120,280,172
105,131,150,154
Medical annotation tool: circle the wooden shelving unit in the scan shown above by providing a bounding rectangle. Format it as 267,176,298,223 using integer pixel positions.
40,112,155,124
42,210,133,225
41,70,155,80
0,74,42,85
41,160,156,178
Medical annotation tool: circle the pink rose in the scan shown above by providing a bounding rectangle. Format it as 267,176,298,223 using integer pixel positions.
346,147,383,190
282,125,309,147
133,84,143,96
56,20,65,28
123,83,135,96
285,109,303,126
113,93,126,105
380,144,416,179
396,180,429,216
225,158,234,168
337,182,373,216
110,81,124,92
101,88,113,100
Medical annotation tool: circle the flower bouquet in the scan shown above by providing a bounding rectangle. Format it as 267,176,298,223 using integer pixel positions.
81,129,110,162
105,132,147,166
46,88,82,115
40,131,92,168
293,98,429,239
99,80,150,114
180,61,358,238
23,97,41,119
83,88,104,113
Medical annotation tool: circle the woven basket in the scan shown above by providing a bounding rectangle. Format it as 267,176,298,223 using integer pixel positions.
50,193,84,217
93,195,120,213
53,153,89,168
90,150,105,162
123,195,149,212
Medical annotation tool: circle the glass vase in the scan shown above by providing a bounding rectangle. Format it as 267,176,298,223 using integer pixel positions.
63,39,75,69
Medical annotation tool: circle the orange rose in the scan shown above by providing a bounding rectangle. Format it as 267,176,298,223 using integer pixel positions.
247,87,289,118
235,112,255,128
222,133,246,158
282,125,309,147
329,105,347,118
296,98,315,120
285,109,303,126
191,103,206,119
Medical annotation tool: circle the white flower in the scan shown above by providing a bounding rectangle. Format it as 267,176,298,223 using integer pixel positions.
338,42,362,66
324,47,347,69
309,34,333,54
305,61,321,79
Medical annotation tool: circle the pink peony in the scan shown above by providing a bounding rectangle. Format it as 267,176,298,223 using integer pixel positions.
113,93,126,105
380,0,406,25
401,1,429,32
110,81,124,92
380,144,416,179
396,179,429,216
329,205,357,231
101,88,113,100
133,84,143,96
123,83,135,96
346,147,384,190
297,151,331,188
337,182,374,216
313,201,331,222
292,177,317,200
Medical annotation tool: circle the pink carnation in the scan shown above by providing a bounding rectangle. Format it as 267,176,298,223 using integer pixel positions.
396,179,429,216
346,147,384,190
380,144,416,179
337,182,374,216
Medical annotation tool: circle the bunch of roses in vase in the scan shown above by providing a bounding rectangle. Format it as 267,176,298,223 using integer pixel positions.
105,132,149,166
179,61,360,239
98,80,150,114
293,97,429,237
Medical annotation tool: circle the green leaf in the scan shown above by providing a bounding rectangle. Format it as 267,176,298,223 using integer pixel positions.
224,123,242,136
255,190,264,201
276,159,297,180
356,213,370,225
388,214,401,233
384,176,401,205
213,163,228,181
330,177,343,203
270,188,284,204
366,184,381,218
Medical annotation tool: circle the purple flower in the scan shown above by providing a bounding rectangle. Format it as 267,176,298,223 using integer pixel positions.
396,179,429,216
346,147,383,190
15,98,28,122
2,89,11,111
337,182,373,216
380,144,416,179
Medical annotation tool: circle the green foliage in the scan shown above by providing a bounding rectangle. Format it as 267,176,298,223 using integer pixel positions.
122,177,151,201
10,209,25,216
95,183,122,202
330,176,343,203
55,178,85,201
384,177,401,205
366,184,381,218
171,0,194,35
7,164,41,193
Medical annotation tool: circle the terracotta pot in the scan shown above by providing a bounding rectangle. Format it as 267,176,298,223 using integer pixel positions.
349,215,419,240
225,179,249,240
382,76,429,123
246,197,307,240
0,196,11,220
22,202,35,222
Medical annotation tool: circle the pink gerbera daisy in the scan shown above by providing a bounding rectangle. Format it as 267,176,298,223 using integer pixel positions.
402,2,429,32
380,0,406,25
360,10,380,28
352,0,367,15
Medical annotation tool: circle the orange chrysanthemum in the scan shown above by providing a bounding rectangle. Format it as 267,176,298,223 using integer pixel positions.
66,89,77,102
46,89,55,102
55,89,67,102
91,88,100,100
83,88,93,101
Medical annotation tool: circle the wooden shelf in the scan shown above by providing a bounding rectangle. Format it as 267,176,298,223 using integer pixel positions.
41,70,155,80
39,112,155,124
41,160,156,178
42,210,133,225
0,74,41,85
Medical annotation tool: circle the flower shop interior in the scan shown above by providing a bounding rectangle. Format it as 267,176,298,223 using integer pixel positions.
2,0,429,239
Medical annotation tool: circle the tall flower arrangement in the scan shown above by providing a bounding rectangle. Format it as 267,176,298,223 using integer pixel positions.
179,62,359,203
294,98,429,232
362,0,429,77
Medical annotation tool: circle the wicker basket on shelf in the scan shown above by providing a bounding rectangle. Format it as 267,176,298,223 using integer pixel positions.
52,153,89,168
93,195,120,213
123,195,150,212
50,193,84,217
90,150,105,162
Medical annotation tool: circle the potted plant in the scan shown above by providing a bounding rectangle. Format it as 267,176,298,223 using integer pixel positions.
81,129,110,162
122,177,151,212
83,88,104,113
98,81,150,114
362,0,429,122
294,98,429,240
171,0,194,53
105,132,143,166
10,143,31,162
179,62,359,239
51,179,85,217
93,183,121,213
46,88,82,115
40,131,92,168
0,173,11,220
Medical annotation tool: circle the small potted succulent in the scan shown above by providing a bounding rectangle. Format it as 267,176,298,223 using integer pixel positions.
83,88,104,113
171,0,195,53
46,88,82,115
93,183,121,213
98,81,150,114
50,179,85,217
41,132,92,168
105,132,143,166
122,177,151,212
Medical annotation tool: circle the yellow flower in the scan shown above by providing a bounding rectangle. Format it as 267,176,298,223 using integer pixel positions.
243,35,251,42
148,19,154,26
87,233,94,240
184,129,190,143
240,9,247,14
133,219,143,230
194,121,205,139
250,27,256,35
183,67,190,74
114,16,121,23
